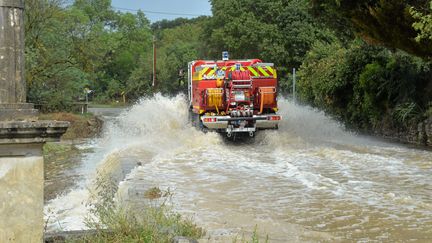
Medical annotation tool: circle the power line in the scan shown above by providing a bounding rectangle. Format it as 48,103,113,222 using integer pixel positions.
112,6,204,17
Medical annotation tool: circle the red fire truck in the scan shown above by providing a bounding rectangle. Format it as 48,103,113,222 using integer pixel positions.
188,53,281,138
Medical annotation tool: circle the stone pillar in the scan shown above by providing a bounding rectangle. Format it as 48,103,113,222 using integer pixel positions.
0,0,37,121
0,122,68,243
0,0,25,103
0,1,69,242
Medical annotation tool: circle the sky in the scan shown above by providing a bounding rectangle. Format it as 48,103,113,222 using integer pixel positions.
111,0,212,23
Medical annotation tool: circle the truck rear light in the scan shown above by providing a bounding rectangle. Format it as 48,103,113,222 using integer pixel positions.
268,116,281,121
203,118,217,123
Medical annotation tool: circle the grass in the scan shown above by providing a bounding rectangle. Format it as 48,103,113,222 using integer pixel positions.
88,102,127,108
232,226,269,243
68,174,205,243
43,143,73,156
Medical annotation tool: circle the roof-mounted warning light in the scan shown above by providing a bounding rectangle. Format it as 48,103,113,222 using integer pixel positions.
222,51,229,61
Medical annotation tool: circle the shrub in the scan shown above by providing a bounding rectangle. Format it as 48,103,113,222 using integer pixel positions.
298,38,432,130
393,102,423,126
82,174,204,243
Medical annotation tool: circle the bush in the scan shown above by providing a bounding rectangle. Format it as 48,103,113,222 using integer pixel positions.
393,102,423,126
298,38,432,131
82,174,204,243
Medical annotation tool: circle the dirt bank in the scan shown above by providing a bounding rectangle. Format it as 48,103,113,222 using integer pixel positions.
38,113,103,140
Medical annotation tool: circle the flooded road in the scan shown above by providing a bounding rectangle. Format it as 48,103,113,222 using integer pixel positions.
45,95,432,242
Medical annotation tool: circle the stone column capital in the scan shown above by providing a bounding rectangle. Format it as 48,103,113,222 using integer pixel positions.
0,0,24,9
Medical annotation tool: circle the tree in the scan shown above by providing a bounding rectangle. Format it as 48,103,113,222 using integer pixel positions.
25,0,154,108
204,0,335,93
25,0,89,111
155,21,205,93
310,0,432,58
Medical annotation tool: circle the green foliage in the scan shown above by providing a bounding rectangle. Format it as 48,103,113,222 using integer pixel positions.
25,0,154,110
83,174,204,242
298,41,348,111
411,1,432,41
25,0,211,107
25,0,88,111
393,102,423,125
43,143,73,156
298,38,432,130
310,0,432,59
205,0,335,90
151,16,210,31
156,23,204,93
80,0,336,97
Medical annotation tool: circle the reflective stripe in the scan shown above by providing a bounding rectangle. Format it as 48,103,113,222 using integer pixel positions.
207,69,216,76
201,67,209,76
266,66,277,78
257,66,270,76
198,65,276,79
229,66,245,71
248,66,259,76
266,66,275,75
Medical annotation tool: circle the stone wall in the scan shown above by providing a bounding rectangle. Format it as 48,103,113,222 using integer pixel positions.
425,117,432,146
0,144,44,243
408,117,432,146
376,116,432,147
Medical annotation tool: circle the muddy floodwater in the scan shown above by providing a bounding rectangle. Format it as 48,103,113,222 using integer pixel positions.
45,95,432,242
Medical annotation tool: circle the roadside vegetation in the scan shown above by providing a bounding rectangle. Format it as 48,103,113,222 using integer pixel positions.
45,173,268,242
80,175,204,242
232,227,269,243
297,0,432,134
25,0,204,110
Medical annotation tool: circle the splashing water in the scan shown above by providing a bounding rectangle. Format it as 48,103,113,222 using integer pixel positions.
45,94,432,242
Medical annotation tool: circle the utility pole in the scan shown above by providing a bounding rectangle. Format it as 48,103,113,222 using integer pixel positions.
152,35,157,89
293,68,296,103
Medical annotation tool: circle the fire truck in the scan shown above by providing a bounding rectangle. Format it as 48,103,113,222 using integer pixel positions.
188,52,281,138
